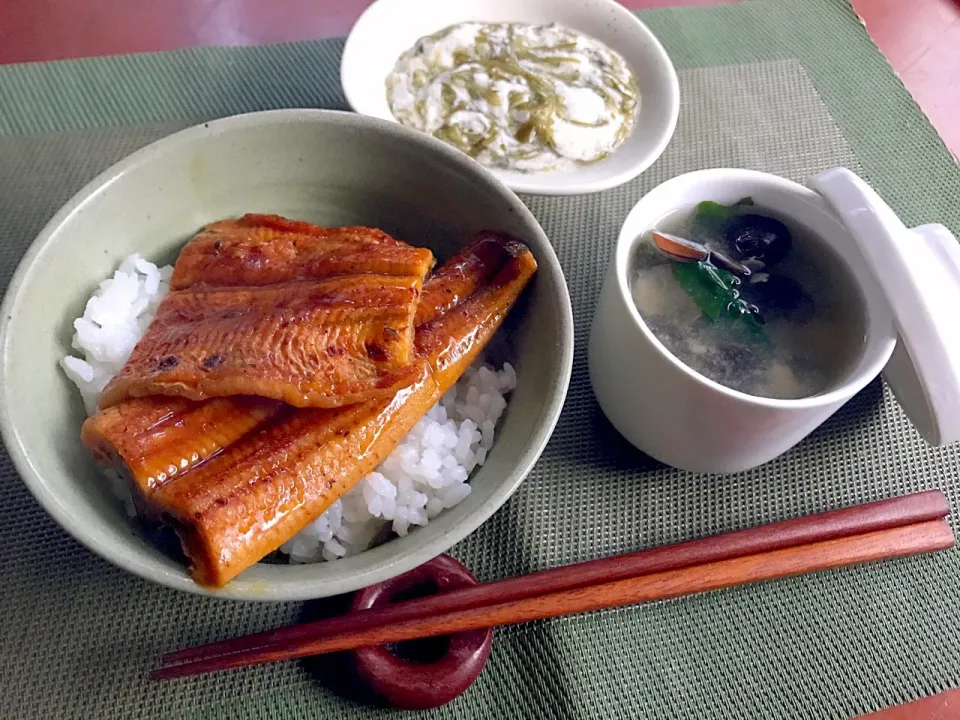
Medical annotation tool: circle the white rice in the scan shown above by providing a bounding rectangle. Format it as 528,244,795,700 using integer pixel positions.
62,254,516,564
282,361,515,563
60,254,172,416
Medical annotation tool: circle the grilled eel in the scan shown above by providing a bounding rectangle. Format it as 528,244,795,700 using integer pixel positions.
149,234,535,587
98,215,436,410
81,232,522,503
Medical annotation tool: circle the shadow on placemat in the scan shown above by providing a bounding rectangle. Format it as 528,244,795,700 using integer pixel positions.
297,599,375,708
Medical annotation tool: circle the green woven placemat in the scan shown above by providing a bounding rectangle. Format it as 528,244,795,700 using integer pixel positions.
2,1,959,718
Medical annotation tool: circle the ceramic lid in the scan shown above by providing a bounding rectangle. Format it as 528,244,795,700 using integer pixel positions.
810,167,960,446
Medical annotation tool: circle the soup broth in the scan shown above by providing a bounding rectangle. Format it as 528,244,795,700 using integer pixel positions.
630,200,867,399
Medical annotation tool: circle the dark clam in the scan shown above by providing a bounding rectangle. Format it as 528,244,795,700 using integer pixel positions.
742,273,814,322
726,214,792,268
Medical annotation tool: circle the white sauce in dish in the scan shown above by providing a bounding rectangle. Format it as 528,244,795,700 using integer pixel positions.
386,22,640,173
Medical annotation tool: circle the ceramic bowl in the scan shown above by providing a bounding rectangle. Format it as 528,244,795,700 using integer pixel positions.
340,0,680,195
589,169,898,474
0,109,574,600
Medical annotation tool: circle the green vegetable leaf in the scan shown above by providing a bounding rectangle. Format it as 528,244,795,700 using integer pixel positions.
671,261,768,342
671,261,727,321
692,197,754,236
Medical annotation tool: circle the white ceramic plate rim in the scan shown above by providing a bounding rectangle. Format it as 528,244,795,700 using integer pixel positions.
0,109,574,601
341,0,680,196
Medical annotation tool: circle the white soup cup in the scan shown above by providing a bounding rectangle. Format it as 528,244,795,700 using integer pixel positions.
589,169,897,474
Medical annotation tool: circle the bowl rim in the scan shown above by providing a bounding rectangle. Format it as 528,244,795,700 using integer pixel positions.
614,167,897,409
340,0,680,196
0,108,575,601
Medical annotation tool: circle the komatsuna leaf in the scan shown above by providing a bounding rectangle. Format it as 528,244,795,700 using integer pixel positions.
671,261,767,341
692,197,754,236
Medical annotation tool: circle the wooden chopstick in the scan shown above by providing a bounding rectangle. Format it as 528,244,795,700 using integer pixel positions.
160,491,947,664
153,491,952,681
154,518,954,680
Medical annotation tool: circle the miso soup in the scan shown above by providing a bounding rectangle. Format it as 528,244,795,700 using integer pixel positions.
630,198,867,399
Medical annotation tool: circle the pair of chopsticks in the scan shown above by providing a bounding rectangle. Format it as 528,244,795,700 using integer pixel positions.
153,490,954,681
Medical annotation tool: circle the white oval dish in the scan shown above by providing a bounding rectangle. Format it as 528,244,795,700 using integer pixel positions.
341,0,680,195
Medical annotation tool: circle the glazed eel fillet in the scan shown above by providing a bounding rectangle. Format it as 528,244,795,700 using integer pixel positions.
98,214,436,409
145,234,534,587
81,231,518,501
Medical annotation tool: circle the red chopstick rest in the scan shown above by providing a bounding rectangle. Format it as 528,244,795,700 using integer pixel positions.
350,554,493,710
